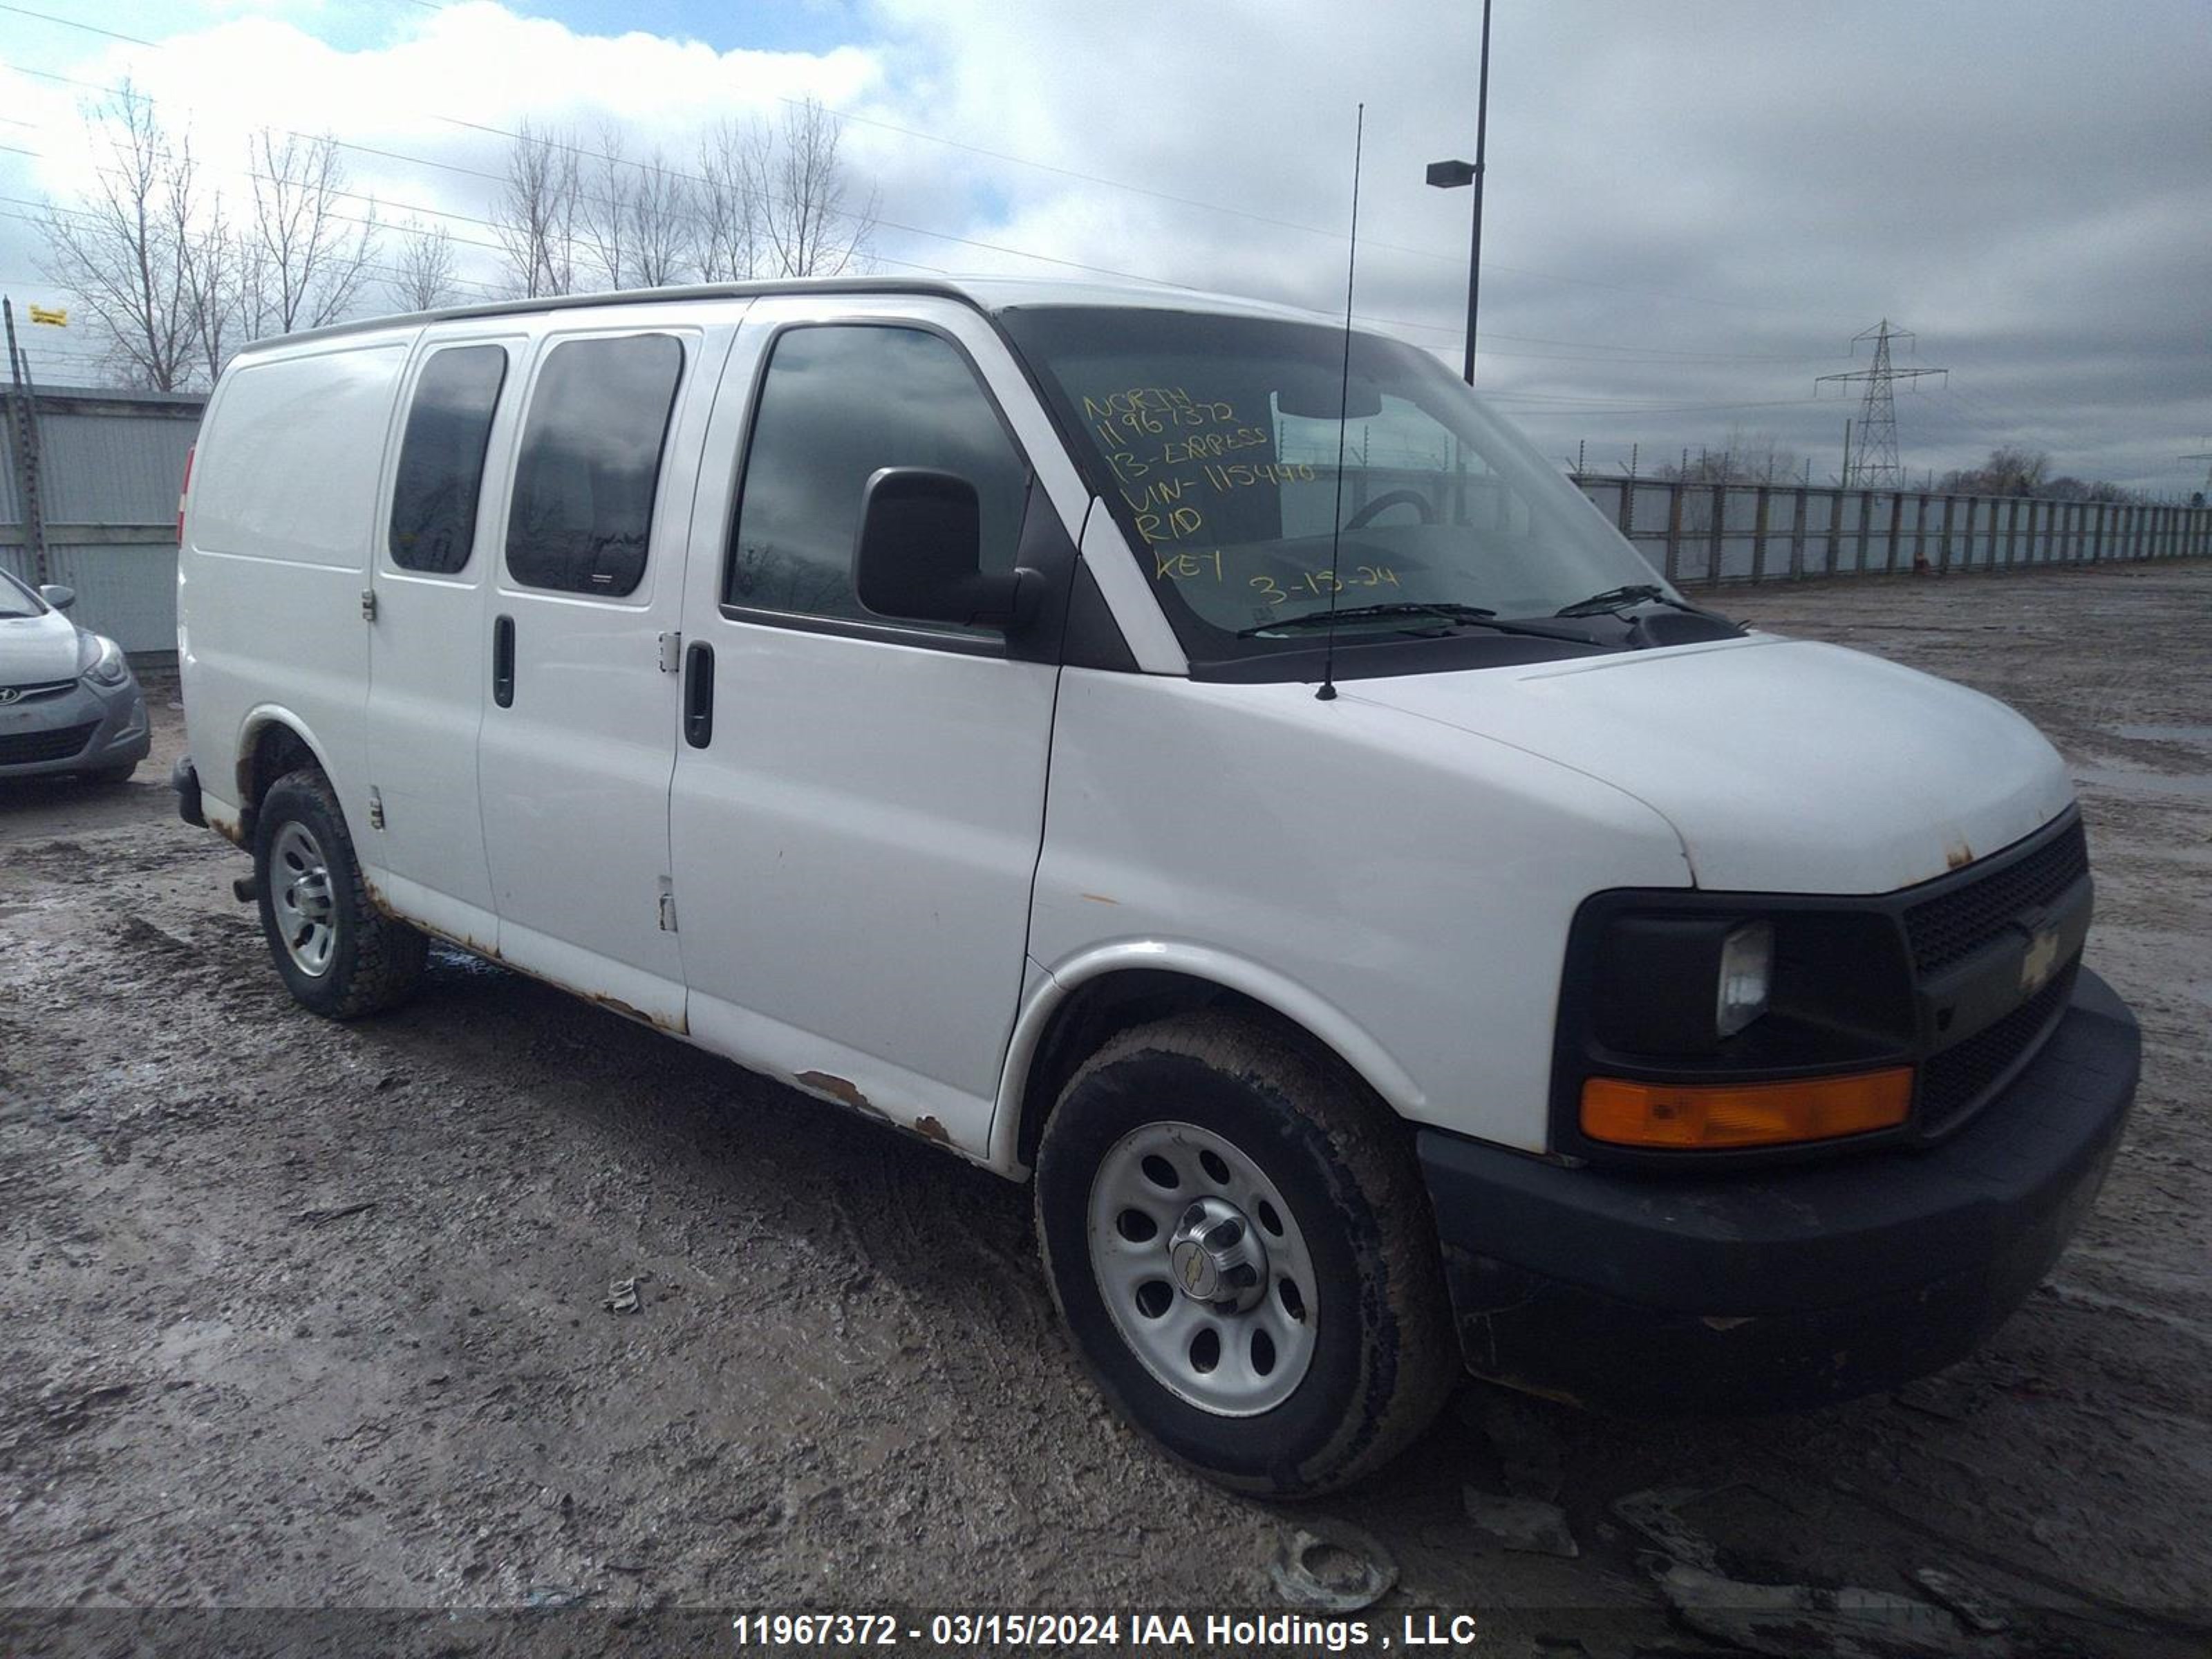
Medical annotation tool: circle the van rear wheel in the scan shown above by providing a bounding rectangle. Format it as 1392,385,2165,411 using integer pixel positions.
1033,1013,1456,1497
252,767,426,1019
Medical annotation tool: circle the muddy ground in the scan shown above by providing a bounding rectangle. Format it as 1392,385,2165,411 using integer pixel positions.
2,561,2208,1657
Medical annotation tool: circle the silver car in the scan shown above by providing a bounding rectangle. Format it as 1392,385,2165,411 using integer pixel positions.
0,569,151,783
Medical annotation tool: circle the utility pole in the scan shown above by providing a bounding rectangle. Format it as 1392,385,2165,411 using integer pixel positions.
2182,449,2212,498
1817,320,1947,489
3,298,50,585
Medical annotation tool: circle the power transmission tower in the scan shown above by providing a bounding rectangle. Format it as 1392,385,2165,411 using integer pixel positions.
2182,449,2212,496
1817,320,1947,489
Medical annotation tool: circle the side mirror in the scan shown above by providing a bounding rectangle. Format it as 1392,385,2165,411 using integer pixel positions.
853,467,1029,630
39,583,75,612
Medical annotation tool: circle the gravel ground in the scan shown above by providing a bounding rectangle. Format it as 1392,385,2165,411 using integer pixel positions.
3,561,2208,1657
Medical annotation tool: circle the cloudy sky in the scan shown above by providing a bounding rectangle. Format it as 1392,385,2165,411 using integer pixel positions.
2,0,2206,494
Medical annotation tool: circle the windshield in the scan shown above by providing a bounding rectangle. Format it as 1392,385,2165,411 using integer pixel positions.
997,306,1673,664
0,570,45,619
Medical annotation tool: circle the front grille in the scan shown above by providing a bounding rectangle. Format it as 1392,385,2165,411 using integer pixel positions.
0,679,77,702
1918,962,2077,1134
0,720,98,766
1904,820,2088,977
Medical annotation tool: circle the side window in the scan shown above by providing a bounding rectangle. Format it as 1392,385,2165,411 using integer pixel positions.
505,333,684,597
388,344,507,574
726,325,1030,624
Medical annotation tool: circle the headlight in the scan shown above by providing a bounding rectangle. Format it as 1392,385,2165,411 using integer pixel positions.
1715,920,1773,1038
1563,895,1919,1159
78,633,130,687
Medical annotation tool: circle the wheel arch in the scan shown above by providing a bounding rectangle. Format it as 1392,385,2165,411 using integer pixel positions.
989,943,1427,1177
228,706,339,844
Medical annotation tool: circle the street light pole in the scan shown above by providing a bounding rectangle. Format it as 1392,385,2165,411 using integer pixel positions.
1463,0,1492,384
1427,0,1494,386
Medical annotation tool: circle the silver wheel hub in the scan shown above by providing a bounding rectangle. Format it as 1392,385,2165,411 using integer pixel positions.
270,821,337,978
1168,1197,1268,1313
1086,1121,1318,1417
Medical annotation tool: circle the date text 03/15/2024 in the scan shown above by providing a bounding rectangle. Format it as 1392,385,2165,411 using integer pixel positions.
729,1611,1484,1650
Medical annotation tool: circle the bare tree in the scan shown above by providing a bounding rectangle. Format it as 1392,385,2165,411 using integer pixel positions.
579,124,637,290
577,128,695,291
1661,427,1805,486
1939,444,2051,497
243,131,379,335
176,182,243,385
387,221,462,312
695,118,762,281
37,86,198,390
493,122,583,298
749,99,876,277
628,148,694,288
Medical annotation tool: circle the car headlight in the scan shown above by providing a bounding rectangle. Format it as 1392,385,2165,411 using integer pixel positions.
1564,897,1919,1157
78,633,131,687
1715,919,1773,1038
1588,912,1784,1055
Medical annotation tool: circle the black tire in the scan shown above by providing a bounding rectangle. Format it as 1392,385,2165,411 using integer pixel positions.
252,767,426,1019
1034,1013,1457,1497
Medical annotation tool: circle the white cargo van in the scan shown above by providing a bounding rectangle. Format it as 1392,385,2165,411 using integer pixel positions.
174,279,2138,1495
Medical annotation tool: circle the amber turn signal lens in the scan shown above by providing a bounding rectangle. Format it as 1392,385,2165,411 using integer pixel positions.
1580,1067,1913,1149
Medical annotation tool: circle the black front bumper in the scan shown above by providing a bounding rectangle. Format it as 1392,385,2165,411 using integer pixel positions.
1419,968,2139,1414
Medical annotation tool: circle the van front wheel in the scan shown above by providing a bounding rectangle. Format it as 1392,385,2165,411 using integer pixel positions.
1034,1013,1456,1497
252,767,426,1019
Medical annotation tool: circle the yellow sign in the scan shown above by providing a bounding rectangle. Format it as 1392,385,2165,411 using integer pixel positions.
26,304,67,326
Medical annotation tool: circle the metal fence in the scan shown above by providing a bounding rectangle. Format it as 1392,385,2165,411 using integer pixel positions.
1572,474,2212,586
1,386,204,655
6,384,2209,657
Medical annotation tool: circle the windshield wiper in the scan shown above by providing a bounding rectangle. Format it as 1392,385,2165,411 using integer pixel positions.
1237,601,1582,641
1553,582,1708,619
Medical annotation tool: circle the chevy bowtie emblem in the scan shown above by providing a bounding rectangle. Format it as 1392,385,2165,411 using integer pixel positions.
2021,926,2061,995
0,687,21,704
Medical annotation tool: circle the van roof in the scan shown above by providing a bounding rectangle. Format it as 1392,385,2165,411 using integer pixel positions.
234,274,1345,358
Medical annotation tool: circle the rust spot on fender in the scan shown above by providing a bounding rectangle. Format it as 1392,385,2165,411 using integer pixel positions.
797,1070,871,1112
207,812,246,849
1947,841,1975,870
360,876,403,924
913,1114,949,1143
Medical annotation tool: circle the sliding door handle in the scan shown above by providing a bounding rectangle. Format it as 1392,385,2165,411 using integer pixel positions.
491,615,516,708
683,639,715,748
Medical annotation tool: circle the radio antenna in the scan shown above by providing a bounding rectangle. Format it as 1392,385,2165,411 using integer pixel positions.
1317,103,1365,703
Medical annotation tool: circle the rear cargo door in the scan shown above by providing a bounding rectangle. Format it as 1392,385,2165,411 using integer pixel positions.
475,311,738,1028
364,331,524,950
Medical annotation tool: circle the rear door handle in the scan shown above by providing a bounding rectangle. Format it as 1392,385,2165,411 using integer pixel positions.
683,639,714,748
491,615,515,708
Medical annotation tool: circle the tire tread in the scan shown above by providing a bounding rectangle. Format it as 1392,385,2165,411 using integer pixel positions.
256,767,426,1019
1038,1011,1456,1497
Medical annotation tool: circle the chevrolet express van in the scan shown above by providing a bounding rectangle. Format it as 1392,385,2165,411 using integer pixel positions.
172,279,2139,1496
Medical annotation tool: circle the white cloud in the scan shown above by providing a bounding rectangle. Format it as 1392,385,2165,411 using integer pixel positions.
1,0,2205,490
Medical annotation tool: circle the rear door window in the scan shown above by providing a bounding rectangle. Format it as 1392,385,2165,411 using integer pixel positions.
505,334,685,597
388,344,508,574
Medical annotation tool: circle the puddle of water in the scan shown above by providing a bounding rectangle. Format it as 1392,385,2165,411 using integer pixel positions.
2072,765,2212,801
